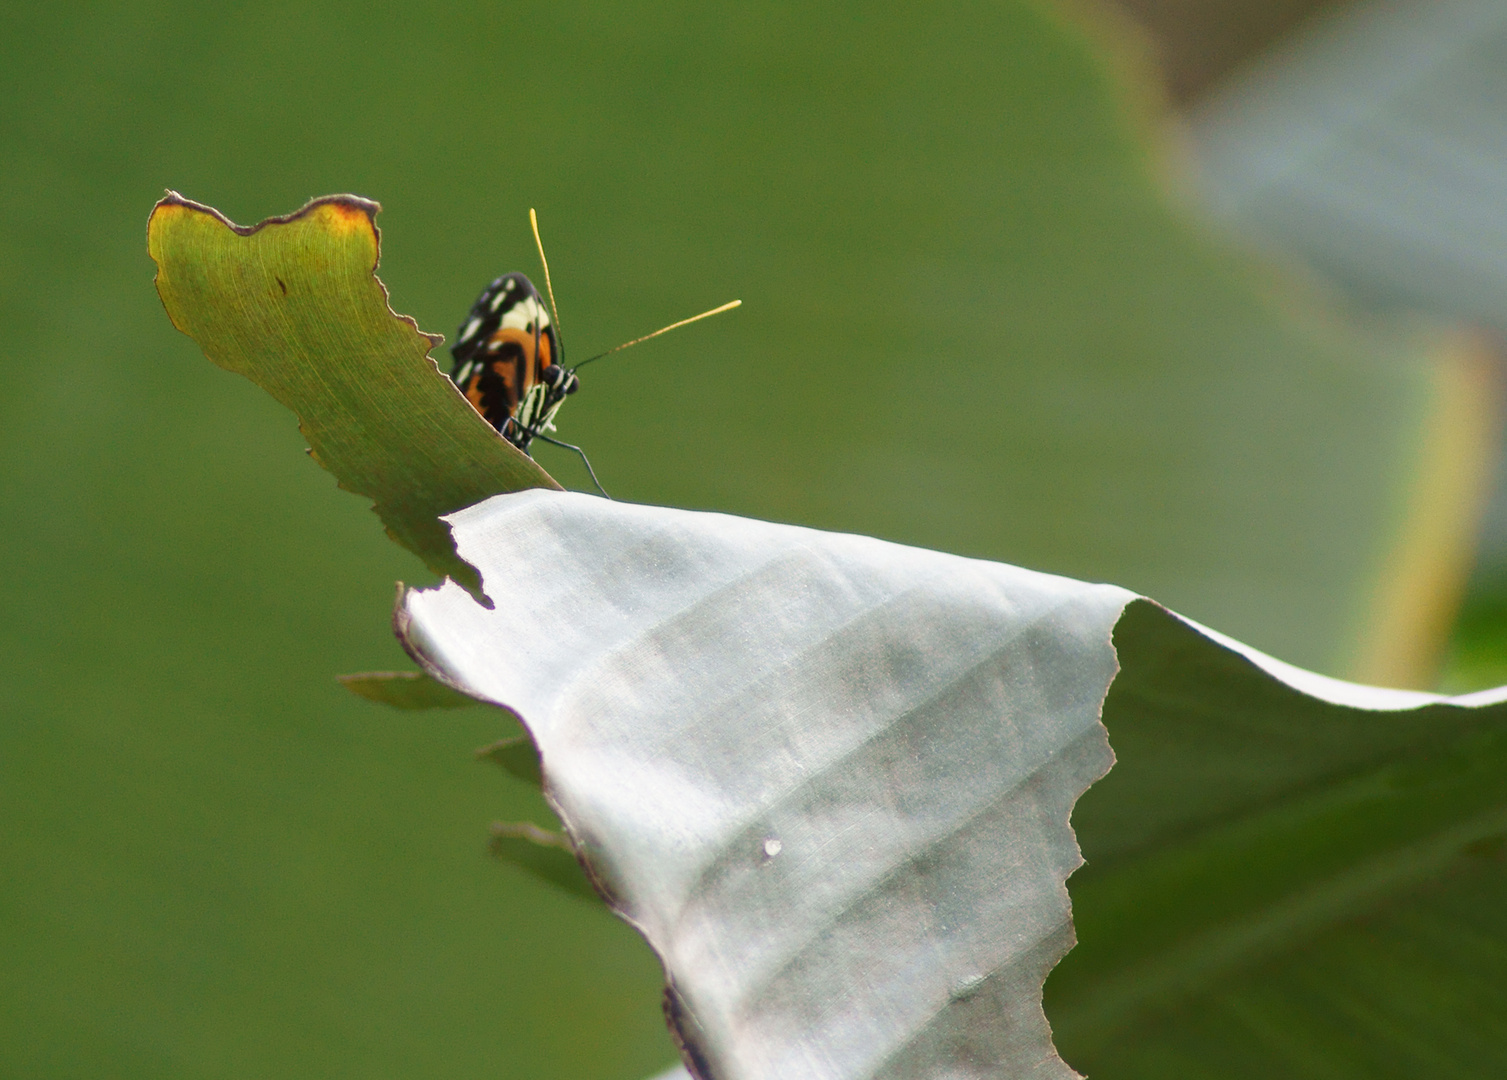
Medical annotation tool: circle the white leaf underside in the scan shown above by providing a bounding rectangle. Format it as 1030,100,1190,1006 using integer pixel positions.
397,490,1496,1080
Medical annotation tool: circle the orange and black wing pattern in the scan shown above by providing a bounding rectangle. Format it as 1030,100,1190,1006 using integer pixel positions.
449,272,560,434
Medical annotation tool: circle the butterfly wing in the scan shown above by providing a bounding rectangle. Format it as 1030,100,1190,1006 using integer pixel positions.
449,273,561,436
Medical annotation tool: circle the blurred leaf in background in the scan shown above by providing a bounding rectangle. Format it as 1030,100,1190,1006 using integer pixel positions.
1167,0,1507,693
0,1,1494,1078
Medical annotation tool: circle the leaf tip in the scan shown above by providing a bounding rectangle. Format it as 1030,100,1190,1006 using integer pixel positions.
337,670,483,710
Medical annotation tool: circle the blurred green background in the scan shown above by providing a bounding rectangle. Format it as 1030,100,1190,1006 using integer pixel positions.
1,1,1494,1078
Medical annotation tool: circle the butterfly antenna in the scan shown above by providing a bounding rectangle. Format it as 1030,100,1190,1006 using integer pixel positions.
529,208,562,333
573,299,742,370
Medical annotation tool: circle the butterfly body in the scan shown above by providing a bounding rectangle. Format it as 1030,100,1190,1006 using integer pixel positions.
449,272,578,453
447,214,737,499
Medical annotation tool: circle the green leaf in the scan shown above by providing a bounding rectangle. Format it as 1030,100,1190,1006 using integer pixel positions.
489,821,601,904
476,734,544,788
1046,599,1507,1077
146,192,559,599
337,670,482,710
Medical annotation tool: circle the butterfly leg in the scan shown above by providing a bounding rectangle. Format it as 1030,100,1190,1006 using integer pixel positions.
532,432,610,499
497,415,534,454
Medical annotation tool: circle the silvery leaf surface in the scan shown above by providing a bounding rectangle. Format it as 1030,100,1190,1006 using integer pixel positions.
398,489,1134,1080
398,490,1507,1080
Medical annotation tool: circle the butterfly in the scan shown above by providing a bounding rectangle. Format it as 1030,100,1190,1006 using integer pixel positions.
449,210,739,497
450,271,576,454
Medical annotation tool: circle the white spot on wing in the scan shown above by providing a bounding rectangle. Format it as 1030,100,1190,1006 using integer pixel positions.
499,295,546,333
